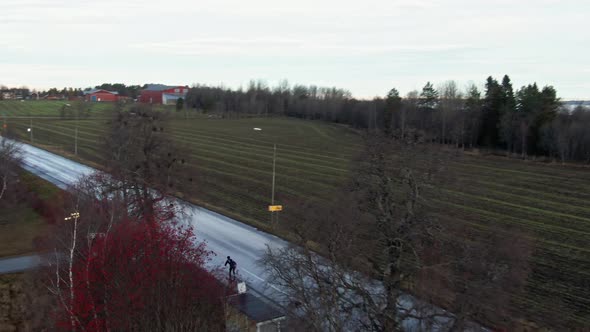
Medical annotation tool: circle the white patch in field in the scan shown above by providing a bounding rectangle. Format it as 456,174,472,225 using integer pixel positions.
253,128,262,131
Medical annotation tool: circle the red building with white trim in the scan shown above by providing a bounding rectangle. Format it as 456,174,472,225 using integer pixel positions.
83,89,119,102
139,84,189,104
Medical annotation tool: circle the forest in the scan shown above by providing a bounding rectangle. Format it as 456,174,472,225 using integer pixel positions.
184,76,590,162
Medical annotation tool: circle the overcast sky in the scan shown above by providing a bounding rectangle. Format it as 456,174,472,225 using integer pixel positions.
1,0,588,99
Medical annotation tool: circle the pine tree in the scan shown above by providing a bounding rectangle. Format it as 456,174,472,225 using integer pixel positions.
534,86,560,154
516,83,541,157
499,75,518,152
418,82,439,135
501,75,516,110
384,87,402,135
464,84,482,148
479,76,502,147
418,81,438,111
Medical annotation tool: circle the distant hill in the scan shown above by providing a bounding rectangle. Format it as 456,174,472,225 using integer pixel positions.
562,100,590,111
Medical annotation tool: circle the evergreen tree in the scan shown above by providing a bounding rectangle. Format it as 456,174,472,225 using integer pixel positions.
464,84,483,148
499,75,518,152
418,81,438,110
465,85,482,112
501,75,516,110
386,87,401,102
534,86,560,153
384,87,402,135
515,83,559,156
417,82,438,135
479,76,502,147
176,97,184,111
539,86,560,123
516,83,541,157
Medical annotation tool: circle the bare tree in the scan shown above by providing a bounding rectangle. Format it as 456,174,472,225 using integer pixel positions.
0,138,21,202
450,227,532,331
542,107,590,163
263,195,373,331
263,131,532,331
403,90,420,139
263,132,454,331
102,105,191,222
438,81,462,145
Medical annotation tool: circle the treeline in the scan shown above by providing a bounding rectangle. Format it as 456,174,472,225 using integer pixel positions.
91,83,144,99
44,84,143,98
185,77,590,162
45,87,84,98
185,80,355,121
0,84,144,99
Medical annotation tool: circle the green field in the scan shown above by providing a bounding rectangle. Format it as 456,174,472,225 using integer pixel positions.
0,100,114,117
2,101,589,329
0,171,58,258
0,207,43,257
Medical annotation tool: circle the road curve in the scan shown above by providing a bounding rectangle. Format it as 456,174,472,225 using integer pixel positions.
10,140,487,331
13,141,288,302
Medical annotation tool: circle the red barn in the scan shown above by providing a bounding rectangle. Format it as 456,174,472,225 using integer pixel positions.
139,84,189,105
84,89,119,102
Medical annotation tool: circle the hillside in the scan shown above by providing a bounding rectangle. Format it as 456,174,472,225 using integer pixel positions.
1,100,589,329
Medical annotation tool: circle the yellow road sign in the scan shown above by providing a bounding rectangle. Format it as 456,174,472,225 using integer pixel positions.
268,205,283,212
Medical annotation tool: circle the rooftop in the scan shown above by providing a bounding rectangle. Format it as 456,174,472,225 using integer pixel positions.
83,89,118,95
143,84,187,91
227,292,285,323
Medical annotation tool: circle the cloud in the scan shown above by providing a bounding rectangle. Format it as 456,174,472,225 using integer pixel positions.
131,37,474,57
131,38,301,56
0,63,126,89
0,0,588,99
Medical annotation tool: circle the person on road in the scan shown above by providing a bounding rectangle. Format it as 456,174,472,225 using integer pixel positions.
225,256,237,279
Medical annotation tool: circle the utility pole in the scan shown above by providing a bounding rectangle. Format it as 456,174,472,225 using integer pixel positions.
64,211,80,330
271,143,276,205
253,128,282,226
271,143,277,225
74,127,78,155
75,106,78,155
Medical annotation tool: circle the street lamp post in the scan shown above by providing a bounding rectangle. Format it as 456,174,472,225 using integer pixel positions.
74,127,78,156
271,143,276,206
271,143,279,226
254,128,280,226
1,114,6,135
71,104,78,156
29,118,33,143
64,210,80,330
64,211,80,221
